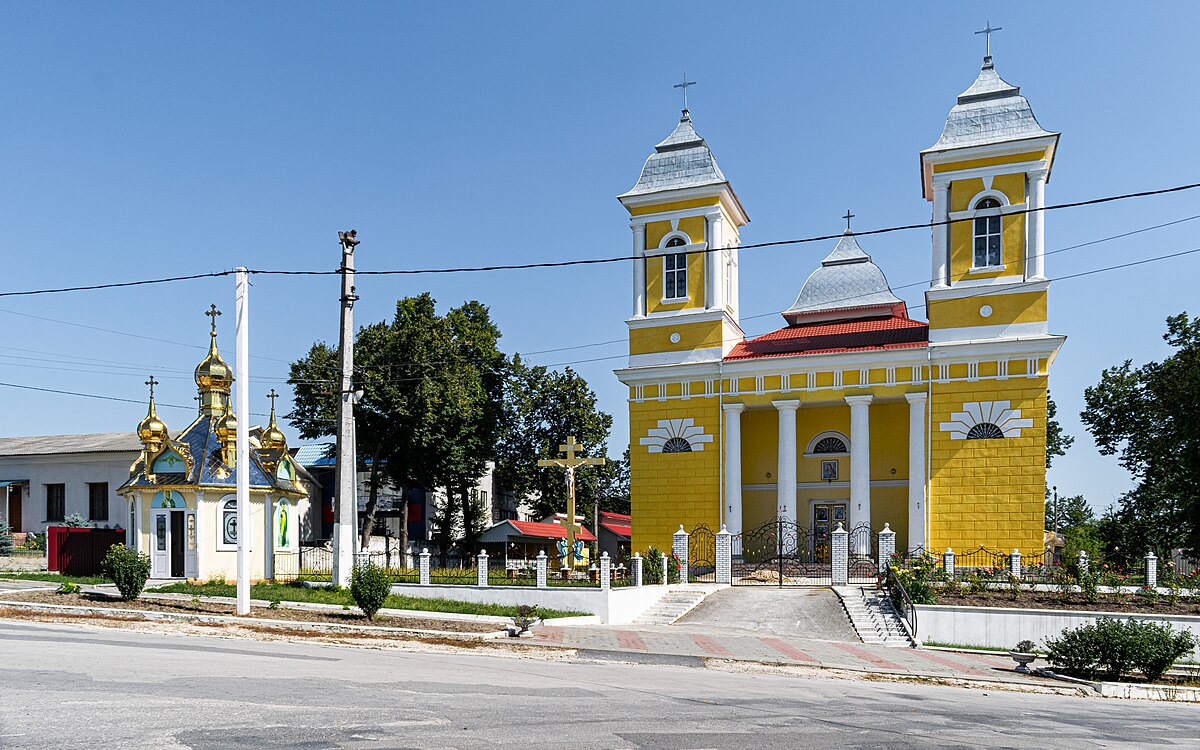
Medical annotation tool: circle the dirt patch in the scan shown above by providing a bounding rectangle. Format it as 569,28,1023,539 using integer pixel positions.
935,590,1200,616
0,590,499,633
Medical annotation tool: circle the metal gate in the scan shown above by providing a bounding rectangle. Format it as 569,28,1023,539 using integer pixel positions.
730,518,879,587
687,524,716,583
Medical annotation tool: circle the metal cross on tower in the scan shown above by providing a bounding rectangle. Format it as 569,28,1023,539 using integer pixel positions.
975,20,1002,58
267,388,279,408
674,74,697,111
843,209,855,232
205,303,222,335
538,436,606,572
145,375,159,400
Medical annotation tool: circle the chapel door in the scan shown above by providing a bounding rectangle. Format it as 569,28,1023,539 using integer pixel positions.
151,510,169,578
169,511,185,578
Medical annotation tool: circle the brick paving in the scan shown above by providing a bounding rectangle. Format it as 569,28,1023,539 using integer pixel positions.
527,623,1047,686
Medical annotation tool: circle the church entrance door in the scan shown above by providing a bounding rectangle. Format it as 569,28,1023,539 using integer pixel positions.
811,503,846,563
169,511,185,578
151,510,169,577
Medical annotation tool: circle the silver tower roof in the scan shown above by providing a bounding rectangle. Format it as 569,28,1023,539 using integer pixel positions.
620,110,728,197
924,56,1056,152
783,232,902,325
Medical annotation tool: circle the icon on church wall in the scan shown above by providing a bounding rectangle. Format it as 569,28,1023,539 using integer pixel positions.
815,506,829,522
821,460,839,482
833,506,846,522
186,513,196,551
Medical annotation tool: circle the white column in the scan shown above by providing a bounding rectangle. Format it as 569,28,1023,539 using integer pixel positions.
931,180,950,288
194,490,205,578
263,494,275,580
845,396,872,534
723,403,745,535
905,392,928,551
774,400,800,524
234,267,251,614
632,223,646,318
1027,169,1047,281
708,212,725,311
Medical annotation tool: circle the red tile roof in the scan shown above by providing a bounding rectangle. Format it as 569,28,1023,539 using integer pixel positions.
725,315,928,361
600,522,632,538
599,511,631,522
508,520,597,542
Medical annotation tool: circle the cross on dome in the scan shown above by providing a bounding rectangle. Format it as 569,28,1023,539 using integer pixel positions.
843,209,855,232
145,375,159,400
975,20,1002,58
267,388,279,408
205,304,222,336
673,74,697,112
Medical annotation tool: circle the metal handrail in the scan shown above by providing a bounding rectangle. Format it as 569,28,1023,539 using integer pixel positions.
885,566,918,642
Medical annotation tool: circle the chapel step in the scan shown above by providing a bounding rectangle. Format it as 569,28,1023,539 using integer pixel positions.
832,586,915,648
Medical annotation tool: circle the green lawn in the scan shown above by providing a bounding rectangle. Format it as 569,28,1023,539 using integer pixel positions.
0,572,111,585
152,580,587,619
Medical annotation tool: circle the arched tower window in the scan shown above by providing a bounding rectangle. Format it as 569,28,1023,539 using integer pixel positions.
966,422,1005,440
973,197,1002,268
663,236,688,300
813,436,848,454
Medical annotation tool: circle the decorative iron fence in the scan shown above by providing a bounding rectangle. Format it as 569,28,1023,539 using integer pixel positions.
688,524,716,583
731,517,837,587
847,523,879,584
954,545,1008,571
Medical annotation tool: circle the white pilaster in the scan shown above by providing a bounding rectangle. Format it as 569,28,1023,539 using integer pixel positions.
723,403,745,535
263,494,275,580
194,490,205,579
632,223,646,318
774,400,800,524
708,212,725,311
845,395,873,534
931,180,950,288
905,392,928,551
1026,169,1047,281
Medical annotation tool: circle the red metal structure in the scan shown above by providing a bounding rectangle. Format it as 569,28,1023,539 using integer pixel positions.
47,527,125,576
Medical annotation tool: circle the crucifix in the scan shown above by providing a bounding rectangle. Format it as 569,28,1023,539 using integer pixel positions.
975,20,1002,58
538,436,605,571
674,74,697,111
205,304,222,336
843,209,855,232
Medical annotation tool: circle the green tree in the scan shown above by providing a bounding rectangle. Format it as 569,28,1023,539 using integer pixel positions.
0,519,12,556
1046,395,1074,468
1046,493,1101,560
1081,313,1200,557
495,356,615,521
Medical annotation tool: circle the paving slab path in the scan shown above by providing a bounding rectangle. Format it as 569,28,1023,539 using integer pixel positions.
671,586,860,641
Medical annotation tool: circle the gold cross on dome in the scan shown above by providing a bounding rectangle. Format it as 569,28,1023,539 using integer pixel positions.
205,304,222,335
975,20,1002,57
267,388,279,408
145,375,159,400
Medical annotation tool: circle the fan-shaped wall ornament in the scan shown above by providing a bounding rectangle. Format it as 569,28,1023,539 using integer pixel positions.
640,418,715,454
939,401,1033,440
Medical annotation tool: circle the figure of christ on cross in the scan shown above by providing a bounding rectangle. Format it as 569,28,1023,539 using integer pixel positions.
538,436,605,572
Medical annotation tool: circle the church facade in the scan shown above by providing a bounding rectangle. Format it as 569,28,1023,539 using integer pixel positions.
117,308,311,580
615,52,1064,559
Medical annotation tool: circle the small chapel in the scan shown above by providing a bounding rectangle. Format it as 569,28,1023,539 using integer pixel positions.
616,47,1064,559
117,307,312,580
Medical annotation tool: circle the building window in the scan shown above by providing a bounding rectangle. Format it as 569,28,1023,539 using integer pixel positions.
46,484,65,522
663,237,687,300
222,498,238,545
88,483,109,522
973,197,1002,268
966,422,1006,440
813,436,848,454
662,437,692,453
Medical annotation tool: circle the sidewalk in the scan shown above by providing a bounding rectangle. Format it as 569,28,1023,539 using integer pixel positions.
527,623,1055,687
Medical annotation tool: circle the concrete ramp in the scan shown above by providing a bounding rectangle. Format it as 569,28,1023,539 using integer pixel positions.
671,586,859,642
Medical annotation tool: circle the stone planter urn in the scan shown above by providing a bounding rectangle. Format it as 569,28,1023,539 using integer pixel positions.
1009,651,1037,673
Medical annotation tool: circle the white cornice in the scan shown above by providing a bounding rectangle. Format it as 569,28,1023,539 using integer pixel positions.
619,183,750,226
926,279,1049,300
929,321,1048,344
921,134,1059,200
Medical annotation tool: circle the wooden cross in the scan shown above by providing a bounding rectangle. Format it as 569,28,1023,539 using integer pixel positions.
538,436,606,571
145,375,159,400
205,304,222,335
674,74,697,111
843,209,855,232
975,20,1002,57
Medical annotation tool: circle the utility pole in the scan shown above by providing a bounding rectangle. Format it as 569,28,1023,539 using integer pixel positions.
234,267,251,615
1052,485,1059,537
332,230,359,588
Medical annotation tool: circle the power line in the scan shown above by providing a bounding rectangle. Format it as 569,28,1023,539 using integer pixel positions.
1,181,1198,300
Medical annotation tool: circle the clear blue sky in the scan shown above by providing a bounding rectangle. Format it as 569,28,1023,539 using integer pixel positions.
2,3,1197,515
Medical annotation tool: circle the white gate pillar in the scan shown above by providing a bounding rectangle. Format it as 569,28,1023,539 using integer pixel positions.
831,523,849,586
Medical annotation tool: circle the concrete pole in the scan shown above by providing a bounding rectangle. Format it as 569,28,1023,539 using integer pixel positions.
234,267,251,615
333,230,359,588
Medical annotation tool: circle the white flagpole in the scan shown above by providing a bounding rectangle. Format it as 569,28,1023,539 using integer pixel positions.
235,267,251,615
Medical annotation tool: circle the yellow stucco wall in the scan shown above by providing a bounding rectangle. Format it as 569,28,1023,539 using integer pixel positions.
928,290,1048,330
948,173,1027,281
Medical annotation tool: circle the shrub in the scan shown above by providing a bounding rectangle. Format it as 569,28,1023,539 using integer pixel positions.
0,520,12,556
24,532,46,551
1006,573,1022,601
100,544,151,600
349,561,391,621
63,513,87,528
512,604,539,632
642,547,665,584
1078,570,1099,603
1052,568,1074,601
1136,585,1160,605
1046,617,1198,682
56,581,81,595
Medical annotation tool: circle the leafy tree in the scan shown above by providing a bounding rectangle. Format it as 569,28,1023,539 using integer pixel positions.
1046,395,1074,468
1082,313,1200,557
495,356,614,521
1045,493,1101,561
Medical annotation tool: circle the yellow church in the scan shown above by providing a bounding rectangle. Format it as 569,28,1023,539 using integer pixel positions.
615,51,1063,560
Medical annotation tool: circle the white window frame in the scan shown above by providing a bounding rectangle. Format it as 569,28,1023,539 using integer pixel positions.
660,232,690,302
971,196,1005,271
804,430,851,458
218,495,238,549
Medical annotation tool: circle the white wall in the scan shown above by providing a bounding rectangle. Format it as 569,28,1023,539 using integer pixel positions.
0,451,138,533
390,583,669,624
915,603,1200,659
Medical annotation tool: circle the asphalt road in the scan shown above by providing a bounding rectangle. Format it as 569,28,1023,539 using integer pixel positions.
0,619,1197,749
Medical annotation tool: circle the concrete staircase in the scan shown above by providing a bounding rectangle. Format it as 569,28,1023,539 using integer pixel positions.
632,586,711,625
834,586,914,647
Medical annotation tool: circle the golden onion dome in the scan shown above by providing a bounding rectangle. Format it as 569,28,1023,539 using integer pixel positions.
259,390,287,451
215,409,238,443
137,403,169,445
195,304,233,392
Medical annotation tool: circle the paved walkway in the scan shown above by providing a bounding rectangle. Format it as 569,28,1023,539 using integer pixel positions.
672,587,858,640
528,623,1050,686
